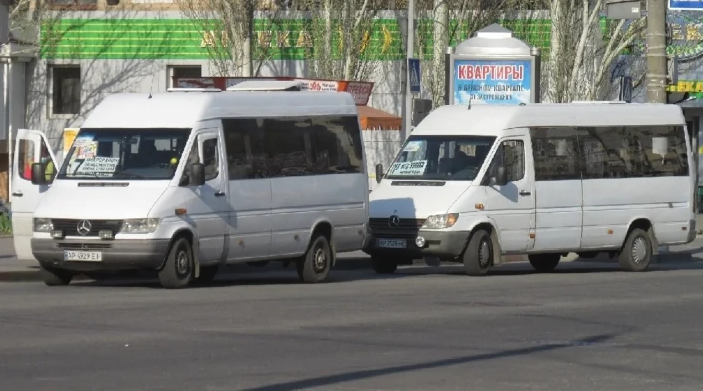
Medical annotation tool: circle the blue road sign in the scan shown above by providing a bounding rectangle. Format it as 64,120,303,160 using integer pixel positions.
408,58,421,94
669,0,703,10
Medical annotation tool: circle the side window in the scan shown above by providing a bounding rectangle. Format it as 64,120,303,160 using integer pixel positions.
487,140,525,182
202,138,219,182
578,125,689,178
223,119,267,179
180,142,200,186
311,116,364,174
530,127,580,181
17,138,56,183
265,119,312,177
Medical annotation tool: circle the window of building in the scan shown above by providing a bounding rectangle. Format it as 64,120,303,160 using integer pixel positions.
46,0,98,10
168,66,202,88
576,126,688,179
51,66,81,115
530,127,581,181
486,140,525,183
222,115,364,179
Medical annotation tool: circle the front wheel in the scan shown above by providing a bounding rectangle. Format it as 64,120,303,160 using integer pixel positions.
528,254,561,273
463,229,493,276
158,237,194,289
40,266,73,286
618,228,652,272
296,234,332,283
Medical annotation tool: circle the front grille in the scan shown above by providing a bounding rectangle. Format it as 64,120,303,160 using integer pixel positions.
51,219,123,237
57,242,112,250
369,217,426,238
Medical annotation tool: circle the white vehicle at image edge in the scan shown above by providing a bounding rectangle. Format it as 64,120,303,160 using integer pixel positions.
11,81,369,288
364,102,696,275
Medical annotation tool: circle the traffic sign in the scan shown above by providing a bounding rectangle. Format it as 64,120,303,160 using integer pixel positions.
669,0,703,10
408,58,421,94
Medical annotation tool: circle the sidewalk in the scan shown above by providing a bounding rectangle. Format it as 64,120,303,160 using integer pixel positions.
1,236,702,283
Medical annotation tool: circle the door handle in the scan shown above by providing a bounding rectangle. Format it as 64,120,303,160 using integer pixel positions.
519,190,531,196
214,191,226,197
12,192,23,197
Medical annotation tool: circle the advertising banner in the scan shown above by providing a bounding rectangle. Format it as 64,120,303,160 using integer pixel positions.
453,59,532,105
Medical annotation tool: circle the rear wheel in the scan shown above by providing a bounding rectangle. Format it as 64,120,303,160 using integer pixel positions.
463,229,493,276
528,254,561,273
371,257,399,274
40,266,73,286
296,234,332,283
618,228,652,272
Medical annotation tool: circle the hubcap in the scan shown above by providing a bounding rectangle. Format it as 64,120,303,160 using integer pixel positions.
176,250,189,275
478,238,491,268
313,247,327,273
631,237,647,264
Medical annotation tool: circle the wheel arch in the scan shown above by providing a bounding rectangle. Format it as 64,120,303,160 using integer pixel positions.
625,217,659,254
309,219,336,265
159,228,202,277
465,219,503,265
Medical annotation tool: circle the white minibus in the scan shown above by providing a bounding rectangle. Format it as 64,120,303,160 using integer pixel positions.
11,82,369,288
365,102,695,275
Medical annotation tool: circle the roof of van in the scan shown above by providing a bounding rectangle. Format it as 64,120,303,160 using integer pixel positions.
81,91,357,129
413,103,686,136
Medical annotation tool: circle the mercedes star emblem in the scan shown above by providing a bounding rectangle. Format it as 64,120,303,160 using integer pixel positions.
77,220,92,236
388,215,400,229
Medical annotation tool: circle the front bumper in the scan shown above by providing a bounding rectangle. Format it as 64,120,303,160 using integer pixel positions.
32,238,170,272
362,230,469,259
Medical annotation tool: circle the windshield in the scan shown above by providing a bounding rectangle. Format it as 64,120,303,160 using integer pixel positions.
58,128,192,180
387,135,496,181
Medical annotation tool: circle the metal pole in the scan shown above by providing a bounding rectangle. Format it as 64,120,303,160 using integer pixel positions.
646,0,667,104
444,46,452,105
4,61,10,199
403,0,415,140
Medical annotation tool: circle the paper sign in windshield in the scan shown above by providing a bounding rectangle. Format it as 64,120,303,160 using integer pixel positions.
76,157,120,175
389,160,427,175
403,141,423,152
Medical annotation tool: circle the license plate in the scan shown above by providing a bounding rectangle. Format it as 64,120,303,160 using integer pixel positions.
376,239,407,249
63,250,103,262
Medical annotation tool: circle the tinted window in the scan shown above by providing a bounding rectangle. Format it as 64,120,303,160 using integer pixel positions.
222,115,364,179
202,138,219,182
576,126,688,178
486,140,525,183
530,127,581,180
223,119,267,179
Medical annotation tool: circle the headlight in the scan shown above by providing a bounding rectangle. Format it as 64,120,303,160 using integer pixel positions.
33,218,54,232
422,213,459,229
120,218,160,234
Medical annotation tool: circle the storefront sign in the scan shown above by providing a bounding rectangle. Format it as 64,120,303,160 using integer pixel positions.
174,77,374,106
667,80,703,93
452,59,532,105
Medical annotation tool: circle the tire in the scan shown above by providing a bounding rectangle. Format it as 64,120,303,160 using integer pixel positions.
158,237,194,289
371,257,398,274
618,228,652,272
195,265,219,285
40,266,73,286
296,234,332,283
463,229,493,276
528,254,561,273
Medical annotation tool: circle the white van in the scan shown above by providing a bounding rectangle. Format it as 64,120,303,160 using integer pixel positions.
11,83,369,288
365,102,696,275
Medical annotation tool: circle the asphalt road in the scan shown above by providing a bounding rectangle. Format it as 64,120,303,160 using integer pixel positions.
1,261,703,391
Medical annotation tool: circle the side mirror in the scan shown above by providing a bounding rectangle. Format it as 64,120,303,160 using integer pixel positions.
495,166,508,186
375,164,384,184
190,163,206,186
31,163,47,185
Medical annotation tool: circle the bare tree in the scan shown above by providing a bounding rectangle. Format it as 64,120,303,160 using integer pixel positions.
176,0,286,76
293,0,383,81
545,0,646,103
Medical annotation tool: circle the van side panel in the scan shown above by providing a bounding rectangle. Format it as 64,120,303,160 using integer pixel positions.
270,174,367,256
533,180,583,251
581,177,691,248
